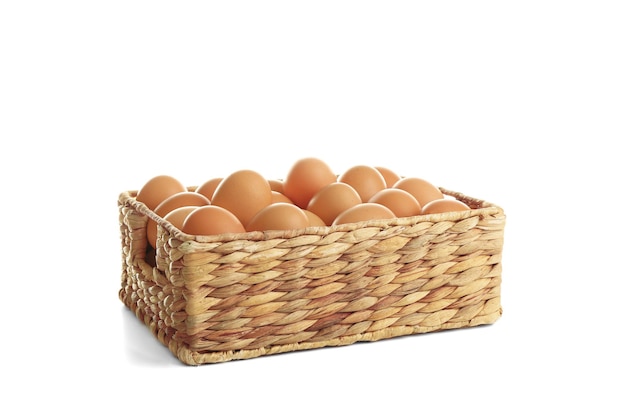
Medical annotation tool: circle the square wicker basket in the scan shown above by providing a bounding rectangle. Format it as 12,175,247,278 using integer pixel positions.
118,186,505,365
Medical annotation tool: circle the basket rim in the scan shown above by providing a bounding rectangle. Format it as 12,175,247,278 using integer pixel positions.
118,186,505,245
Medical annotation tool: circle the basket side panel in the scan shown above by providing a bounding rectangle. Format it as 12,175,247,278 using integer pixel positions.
168,210,505,364
118,193,187,357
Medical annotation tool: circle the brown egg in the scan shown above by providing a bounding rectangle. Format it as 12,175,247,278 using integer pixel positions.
150,206,198,249
332,203,396,225
338,165,387,202
283,157,337,209
135,175,187,211
211,169,273,226
375,166,401,188
195,177,223,200
163,206,198,230
268,179,284,193
307,182,362,226
393,177,444,207
421,198,471,214
246,203,310,232
368,188,422,218
303,210,326,227
153,205,198,245
182,205,246,236
271,190,294,204
154,191,211,216
147,191,212,248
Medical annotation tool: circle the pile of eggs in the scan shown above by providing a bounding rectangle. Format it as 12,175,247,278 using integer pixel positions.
135,157,471,249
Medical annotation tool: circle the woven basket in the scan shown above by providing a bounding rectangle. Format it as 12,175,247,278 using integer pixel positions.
118,186,505,365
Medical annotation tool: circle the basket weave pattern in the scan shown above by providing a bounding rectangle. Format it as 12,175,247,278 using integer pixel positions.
119,187,505,365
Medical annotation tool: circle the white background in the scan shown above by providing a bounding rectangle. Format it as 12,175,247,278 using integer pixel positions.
2,1,625,415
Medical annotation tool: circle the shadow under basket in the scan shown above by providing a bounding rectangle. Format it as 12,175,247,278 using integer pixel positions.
118,187,506,365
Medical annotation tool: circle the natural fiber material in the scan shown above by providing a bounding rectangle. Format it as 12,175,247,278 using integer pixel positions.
118,187,505,365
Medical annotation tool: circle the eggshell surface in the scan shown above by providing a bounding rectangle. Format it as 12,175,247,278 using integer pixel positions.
393,177,444,207
307,182,362,226
147,191,211,248
332,203,396,225
246,203,309,232
135,175,187,211
195,177,223,200
211,169,273,226
271,191,294,204
268,179,284,193
163,206,198,230
338,165,387,202
303,210,326,227
368,188,422,218
182,205,246,236
375,166,401,188
283,157,337,209
154,206,198,245
421,198,471,214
